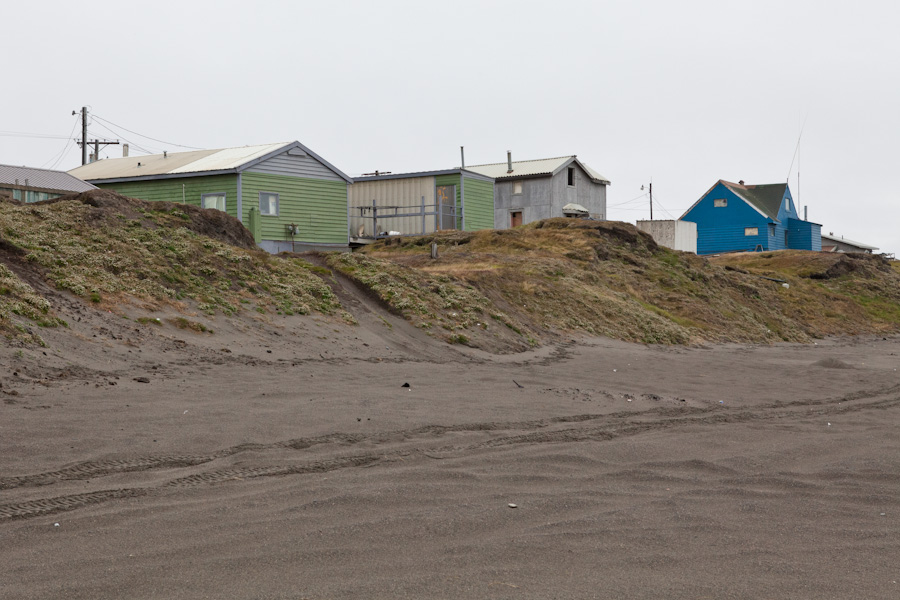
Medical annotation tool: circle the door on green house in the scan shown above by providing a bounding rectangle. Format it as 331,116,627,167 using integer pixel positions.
436,185,456,231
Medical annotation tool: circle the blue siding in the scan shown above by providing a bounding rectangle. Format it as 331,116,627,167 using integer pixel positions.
788,218,822,251
682,183,772,254
683,182,821,254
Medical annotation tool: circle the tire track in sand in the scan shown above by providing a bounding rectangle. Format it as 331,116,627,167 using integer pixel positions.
2,384,898,521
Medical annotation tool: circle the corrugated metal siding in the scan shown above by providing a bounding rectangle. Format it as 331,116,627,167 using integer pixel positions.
349,176,437,236
98,175,239,219
246,151,343,182
461,176,494,231
240,172,347,244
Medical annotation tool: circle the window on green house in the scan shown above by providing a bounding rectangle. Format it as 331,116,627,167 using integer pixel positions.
201,193,226,211
259,192,279,216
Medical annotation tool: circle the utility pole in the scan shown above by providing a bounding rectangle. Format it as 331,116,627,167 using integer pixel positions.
80,107,87,165
73,106,120,164
641,181,654,220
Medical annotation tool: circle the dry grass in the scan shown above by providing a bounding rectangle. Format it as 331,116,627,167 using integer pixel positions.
352,220,900,348
0,193,343,343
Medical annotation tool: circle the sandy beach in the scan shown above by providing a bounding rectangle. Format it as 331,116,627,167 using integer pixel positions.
2,287,899,599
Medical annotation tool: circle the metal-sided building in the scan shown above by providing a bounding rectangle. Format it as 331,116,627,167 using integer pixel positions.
463,154,610,229
821,234,878,254
69,141,352,253
0,164,96,202
680,180,821,255
349,168,494,242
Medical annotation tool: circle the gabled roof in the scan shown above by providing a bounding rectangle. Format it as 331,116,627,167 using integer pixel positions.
68,141,353,184
680,179,787,222
0,164,96,193
464,155,610,184
720,180,787,221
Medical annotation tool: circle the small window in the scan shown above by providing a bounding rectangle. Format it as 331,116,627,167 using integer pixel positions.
784,198,790,211
512,181,523,195
745,227,758,236
201,193,226,212
259,192,279,216
567,167,575,186
768,223,776,236
713,198,727,208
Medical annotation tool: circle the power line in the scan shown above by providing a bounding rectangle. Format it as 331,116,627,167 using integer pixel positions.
92,114,203,150
43,115,81,170
608,192,649,208
0,131,72,140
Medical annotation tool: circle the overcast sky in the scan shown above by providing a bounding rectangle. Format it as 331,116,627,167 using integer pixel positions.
3,0,898,254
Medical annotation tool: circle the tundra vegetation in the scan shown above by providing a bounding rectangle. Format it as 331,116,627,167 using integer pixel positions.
1,192,898,350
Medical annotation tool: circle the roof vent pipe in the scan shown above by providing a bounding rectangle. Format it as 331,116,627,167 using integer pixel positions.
738,180,745,185
804,205,807,220
123,144,129,157
163,151,167,159
460,146,465,169
507,150,513,174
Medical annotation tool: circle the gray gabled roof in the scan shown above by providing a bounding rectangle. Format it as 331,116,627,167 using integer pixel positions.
464,155,610,184
68,141,353,184
720,180,787,221
0,164,97,193
680,179,788,222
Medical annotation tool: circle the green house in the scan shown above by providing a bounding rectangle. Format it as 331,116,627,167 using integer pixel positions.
69,141,353,252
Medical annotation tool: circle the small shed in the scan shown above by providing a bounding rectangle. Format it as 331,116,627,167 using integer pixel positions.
464,154,610,230
69,141,352,253
349,168,494,242
0,164,96,202
636,220,697,253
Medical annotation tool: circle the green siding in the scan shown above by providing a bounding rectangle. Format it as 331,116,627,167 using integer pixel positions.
434,173,494,231
462,177,494,231
241,172,348,244
98,175,240,219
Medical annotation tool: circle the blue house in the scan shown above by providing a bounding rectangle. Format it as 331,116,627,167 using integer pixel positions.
680,180,821,255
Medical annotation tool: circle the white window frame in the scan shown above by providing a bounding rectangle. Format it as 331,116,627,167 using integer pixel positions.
512,181,523,195
713,198,727,208
259,191,280,216
201,193,226,212
745,227,759,236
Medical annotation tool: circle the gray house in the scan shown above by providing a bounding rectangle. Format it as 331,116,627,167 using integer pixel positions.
0,164,96,202
464,154,610,229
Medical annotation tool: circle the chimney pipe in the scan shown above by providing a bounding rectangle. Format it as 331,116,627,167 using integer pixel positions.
507,150,513,174
804,205,807,220
460,146,465,169
123,144,129,157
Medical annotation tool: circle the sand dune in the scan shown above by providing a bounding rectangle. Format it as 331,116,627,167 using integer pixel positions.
2,279,899,599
